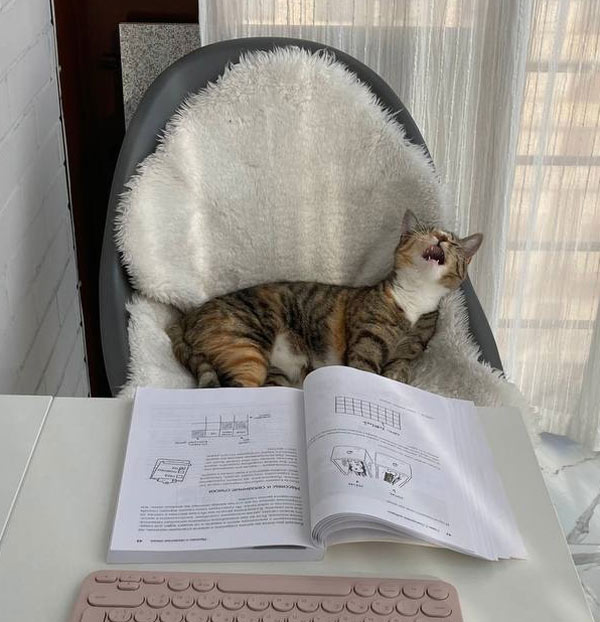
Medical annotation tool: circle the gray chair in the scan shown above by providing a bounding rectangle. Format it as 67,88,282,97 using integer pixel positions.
100,36,503,396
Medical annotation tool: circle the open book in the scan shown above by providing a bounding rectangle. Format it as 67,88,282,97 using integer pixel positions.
108,366,526,563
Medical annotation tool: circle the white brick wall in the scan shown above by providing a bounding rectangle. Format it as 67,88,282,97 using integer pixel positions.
0,0,89,396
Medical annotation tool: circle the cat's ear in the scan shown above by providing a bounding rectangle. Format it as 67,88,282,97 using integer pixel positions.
401,209,420,234
459,233,483,263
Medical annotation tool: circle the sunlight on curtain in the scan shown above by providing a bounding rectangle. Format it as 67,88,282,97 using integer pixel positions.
503,0,600,446
199,0,600,448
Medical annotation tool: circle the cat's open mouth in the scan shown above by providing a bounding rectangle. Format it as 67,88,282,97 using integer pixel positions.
422,245,445,265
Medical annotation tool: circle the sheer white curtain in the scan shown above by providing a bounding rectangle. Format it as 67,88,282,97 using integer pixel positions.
199,0,600,449
502,0,600,448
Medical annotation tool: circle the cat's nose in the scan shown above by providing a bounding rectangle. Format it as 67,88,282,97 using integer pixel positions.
434,233,448,244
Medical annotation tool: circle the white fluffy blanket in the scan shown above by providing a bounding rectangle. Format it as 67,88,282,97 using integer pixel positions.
116,47,528,422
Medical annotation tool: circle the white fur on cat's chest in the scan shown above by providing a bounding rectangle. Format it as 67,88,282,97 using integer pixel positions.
391,273,448,325
270,333,341,387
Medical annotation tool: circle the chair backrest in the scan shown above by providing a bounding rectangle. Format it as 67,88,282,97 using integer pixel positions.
100,36,502,396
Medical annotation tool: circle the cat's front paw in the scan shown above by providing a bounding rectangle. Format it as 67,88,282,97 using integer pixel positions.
382,363,411,384
383,371,408,384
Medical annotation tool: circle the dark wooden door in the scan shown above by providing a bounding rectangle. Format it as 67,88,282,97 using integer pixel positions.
53,1,198,395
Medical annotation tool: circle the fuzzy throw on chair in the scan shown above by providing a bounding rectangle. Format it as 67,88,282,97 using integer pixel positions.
115,47,530,429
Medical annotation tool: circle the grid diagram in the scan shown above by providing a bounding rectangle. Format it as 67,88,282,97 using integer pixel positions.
335,396,402,430
191,414,249,439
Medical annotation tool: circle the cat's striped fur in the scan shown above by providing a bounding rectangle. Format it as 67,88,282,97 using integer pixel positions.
167,211,482,388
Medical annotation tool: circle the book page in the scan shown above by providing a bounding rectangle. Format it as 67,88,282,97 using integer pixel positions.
109,387,315,557
446,398,527,560
302,366,495,558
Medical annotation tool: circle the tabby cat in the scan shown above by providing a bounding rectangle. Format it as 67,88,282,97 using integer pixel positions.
167,210,482,388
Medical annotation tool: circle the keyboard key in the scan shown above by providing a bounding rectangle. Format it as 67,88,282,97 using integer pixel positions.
273,597,295,612
420,602,452,618
371,600,394,615
160,610,183,622
81,607,107,621
168,579,191,592
426,587,449,601
108,609,133,622
346,599,368,614
322,599,344,613
237,612,261,622
95,572,118,584
88,592,144,608
263,612,288,622
218,577,351,596
396,600,419,616
197,594,220,610
297,597,319,613
147,593,170,609
144,575,166,585
119,582,141,591
185,612,209,622
135,609,158,622
289,612,314,622
121,574,142,583
222,595,245,610
402,585,425,600
247,596,269,611
339,614,362,622
172,593,195,609
378,583,400,598
211,612,234,622
353,583,376,598
192,580,214,593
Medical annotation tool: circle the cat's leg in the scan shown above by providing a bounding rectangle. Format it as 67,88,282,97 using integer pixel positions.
217,344,269,388
382,332,430,384
382,358,411,384
189,353,221,388
346,326,389,375
264,365,294,387
167,320,220,387
169,297,274,388
346,351,382,374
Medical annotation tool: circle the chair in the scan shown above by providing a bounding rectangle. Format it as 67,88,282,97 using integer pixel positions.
100,36,503,396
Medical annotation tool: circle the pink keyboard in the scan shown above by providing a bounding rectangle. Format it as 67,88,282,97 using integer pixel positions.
70,571,463,622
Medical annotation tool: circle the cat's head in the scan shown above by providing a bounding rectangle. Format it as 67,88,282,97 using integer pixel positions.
394,210,483,290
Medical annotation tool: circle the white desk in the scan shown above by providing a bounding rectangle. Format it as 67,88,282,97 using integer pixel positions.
0,397,593,621
0,395,52,542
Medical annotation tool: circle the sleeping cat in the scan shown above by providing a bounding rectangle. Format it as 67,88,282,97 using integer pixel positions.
167,210,482,388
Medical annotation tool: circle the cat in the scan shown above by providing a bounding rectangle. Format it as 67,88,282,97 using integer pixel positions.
167,210,483,389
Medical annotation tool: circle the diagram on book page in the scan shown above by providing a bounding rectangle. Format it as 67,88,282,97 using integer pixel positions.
330,447,412,488
331,446,374,477
375,452,412,487
150,459,191,484
335,396,402,430
190,414,249,440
